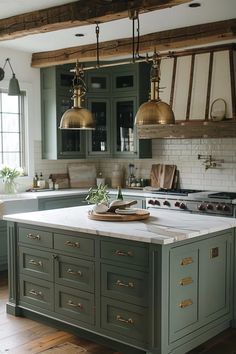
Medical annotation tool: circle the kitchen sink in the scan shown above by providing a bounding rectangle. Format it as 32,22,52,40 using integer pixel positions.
0,194,38,219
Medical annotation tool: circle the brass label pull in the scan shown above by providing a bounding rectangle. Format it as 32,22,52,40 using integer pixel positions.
29,259,43,267
179,277,193,286
27,233,41,240
115,250,133,257
67,268,82,276
65,241,80,248
67,300,83,309
29,289,43,297
210,247,219,258
179,299,193,308
116,315,134,325
116,280,134,288
181,257,193,266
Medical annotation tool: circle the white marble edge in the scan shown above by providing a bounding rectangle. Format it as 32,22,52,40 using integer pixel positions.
3,205,236,245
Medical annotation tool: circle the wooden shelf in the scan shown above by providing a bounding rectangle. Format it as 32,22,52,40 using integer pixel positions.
137,120,236,139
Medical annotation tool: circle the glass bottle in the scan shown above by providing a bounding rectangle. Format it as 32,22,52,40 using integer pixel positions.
117,186,123,200
33,173,38,188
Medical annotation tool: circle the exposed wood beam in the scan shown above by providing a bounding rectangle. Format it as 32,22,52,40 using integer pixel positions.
31,18,236,68
0,0,189,41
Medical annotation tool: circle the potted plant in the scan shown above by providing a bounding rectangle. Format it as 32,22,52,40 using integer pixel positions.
0,165,24,194
85,184,110,213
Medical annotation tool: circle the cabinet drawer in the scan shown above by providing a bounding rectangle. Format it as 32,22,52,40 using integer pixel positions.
19,275,53,311
55,284,95,325
19,247,53,281
55,255,94,292
101,264,148,306
101,240,148,267
170,245,198,279
18,227,53,249
101,298,148,345
54,233,94,257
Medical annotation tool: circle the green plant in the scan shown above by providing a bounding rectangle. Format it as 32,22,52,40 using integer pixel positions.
0,165,23,182
85,184,110,205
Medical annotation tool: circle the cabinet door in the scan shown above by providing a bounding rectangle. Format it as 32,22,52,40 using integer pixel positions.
86,71,110,94
87,98,111,156
0,221,7,271
112,67,136,93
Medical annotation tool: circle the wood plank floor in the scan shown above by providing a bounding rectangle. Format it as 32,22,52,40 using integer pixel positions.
1,271,236,354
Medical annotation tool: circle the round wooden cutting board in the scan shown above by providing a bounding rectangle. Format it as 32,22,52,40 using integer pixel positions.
88,209,150,221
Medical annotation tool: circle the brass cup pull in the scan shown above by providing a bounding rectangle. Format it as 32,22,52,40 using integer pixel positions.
116,315,134,325
67,268,82,276
27,233,41,240
116,280,134,288
181,257,193,266
29,259,43,267
67,300,83,309
179,277,193,286
65,241,80,248
29,289,43,297
115,250,133,257
179,299,193,308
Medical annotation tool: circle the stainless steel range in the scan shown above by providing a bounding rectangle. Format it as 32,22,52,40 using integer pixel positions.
146,189,236,217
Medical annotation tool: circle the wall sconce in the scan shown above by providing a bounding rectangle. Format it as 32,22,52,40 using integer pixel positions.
0,58,21,96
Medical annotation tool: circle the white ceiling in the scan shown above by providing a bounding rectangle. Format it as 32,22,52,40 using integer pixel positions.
0,0,236,54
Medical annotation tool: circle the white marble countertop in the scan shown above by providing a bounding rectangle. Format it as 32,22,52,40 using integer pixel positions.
3,205,236,245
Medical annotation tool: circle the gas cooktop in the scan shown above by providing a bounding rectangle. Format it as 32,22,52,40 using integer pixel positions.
208,192,236,200
151,188,202,196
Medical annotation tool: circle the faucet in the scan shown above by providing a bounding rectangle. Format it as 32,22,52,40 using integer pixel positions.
197,154,223,171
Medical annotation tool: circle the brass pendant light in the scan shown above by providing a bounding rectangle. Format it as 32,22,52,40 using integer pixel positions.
135,52,175,125
59,62,95,130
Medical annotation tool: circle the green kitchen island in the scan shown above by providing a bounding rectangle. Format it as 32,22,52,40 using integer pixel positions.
3,205,236,354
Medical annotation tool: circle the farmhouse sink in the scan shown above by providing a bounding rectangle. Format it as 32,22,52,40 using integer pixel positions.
0,194,38,219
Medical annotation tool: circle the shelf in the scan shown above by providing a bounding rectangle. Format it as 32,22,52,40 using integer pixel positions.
137,120,236,139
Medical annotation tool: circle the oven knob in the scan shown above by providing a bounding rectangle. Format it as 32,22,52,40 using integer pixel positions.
179,202,186,210
222,204,230,212
198,203,205,211
163,200,170,207
148,199,154,205
206,204,213,210
154,200,160,206
216,204,222,211
175,201,180,207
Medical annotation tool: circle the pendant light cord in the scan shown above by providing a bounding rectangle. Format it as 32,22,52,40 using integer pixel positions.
95,23,100,68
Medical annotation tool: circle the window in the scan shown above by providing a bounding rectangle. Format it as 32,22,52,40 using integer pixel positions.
0,90,25,168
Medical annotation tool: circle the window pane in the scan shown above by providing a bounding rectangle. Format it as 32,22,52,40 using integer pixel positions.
2,153,20,167
2,133,20,151
1,93,19,113
2,114,20,132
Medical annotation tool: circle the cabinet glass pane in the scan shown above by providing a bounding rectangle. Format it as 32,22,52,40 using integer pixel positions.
90,77,107,90
60,73,74,87
91,102,108,152
116,75,133,89
59,97,81,153
116,101,134,152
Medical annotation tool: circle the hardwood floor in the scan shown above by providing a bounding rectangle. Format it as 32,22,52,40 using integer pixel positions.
1,271,236,354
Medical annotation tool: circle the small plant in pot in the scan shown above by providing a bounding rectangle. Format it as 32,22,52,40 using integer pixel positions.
85,184,110,213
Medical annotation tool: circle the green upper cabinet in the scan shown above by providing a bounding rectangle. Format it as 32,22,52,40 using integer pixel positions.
41,65,86,159
85,62,152,159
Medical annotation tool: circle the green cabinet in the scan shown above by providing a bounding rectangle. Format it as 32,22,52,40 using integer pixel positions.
0,220,7,271
38,194,86,210
41,65,85,159
86,63,152,159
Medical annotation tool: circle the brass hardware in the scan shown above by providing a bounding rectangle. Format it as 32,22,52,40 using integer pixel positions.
210,247,219,258
115,250,133,257
29,259,42,267
67,268,82,276
52,254,58,260
116,280,134,288
179,299,193,308
179,277,193,286
67,300,83,309
181,257,193,266
116,315,134,325
29,289,43,297
27,233,40,240
65,241,80,248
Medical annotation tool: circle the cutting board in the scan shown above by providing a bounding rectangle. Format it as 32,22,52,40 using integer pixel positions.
68,163,96,188
150,164,176,189
88,209,150,222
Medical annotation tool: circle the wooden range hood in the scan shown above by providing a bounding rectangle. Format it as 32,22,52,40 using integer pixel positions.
137,43,236,139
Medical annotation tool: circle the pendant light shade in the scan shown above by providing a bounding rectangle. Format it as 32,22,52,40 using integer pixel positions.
59,62,95,130
0,58,21,96
135,53,175,126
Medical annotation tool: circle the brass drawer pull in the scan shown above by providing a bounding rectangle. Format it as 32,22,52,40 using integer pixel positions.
27,233,41,240
116,280,134,288
181,257,193,266
179,299,193,308
29,259,43,267
65,241,80,248
116,315,134,325
67,268,82,276
29,289,43,297
179,277,193,286
115,250,133,257
67,300,83,309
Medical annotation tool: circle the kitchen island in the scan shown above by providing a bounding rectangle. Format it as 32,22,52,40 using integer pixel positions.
3,206,236,354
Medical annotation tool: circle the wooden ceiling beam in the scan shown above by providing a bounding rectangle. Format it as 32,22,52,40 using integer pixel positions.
31,18,236,68
0,0,189,41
